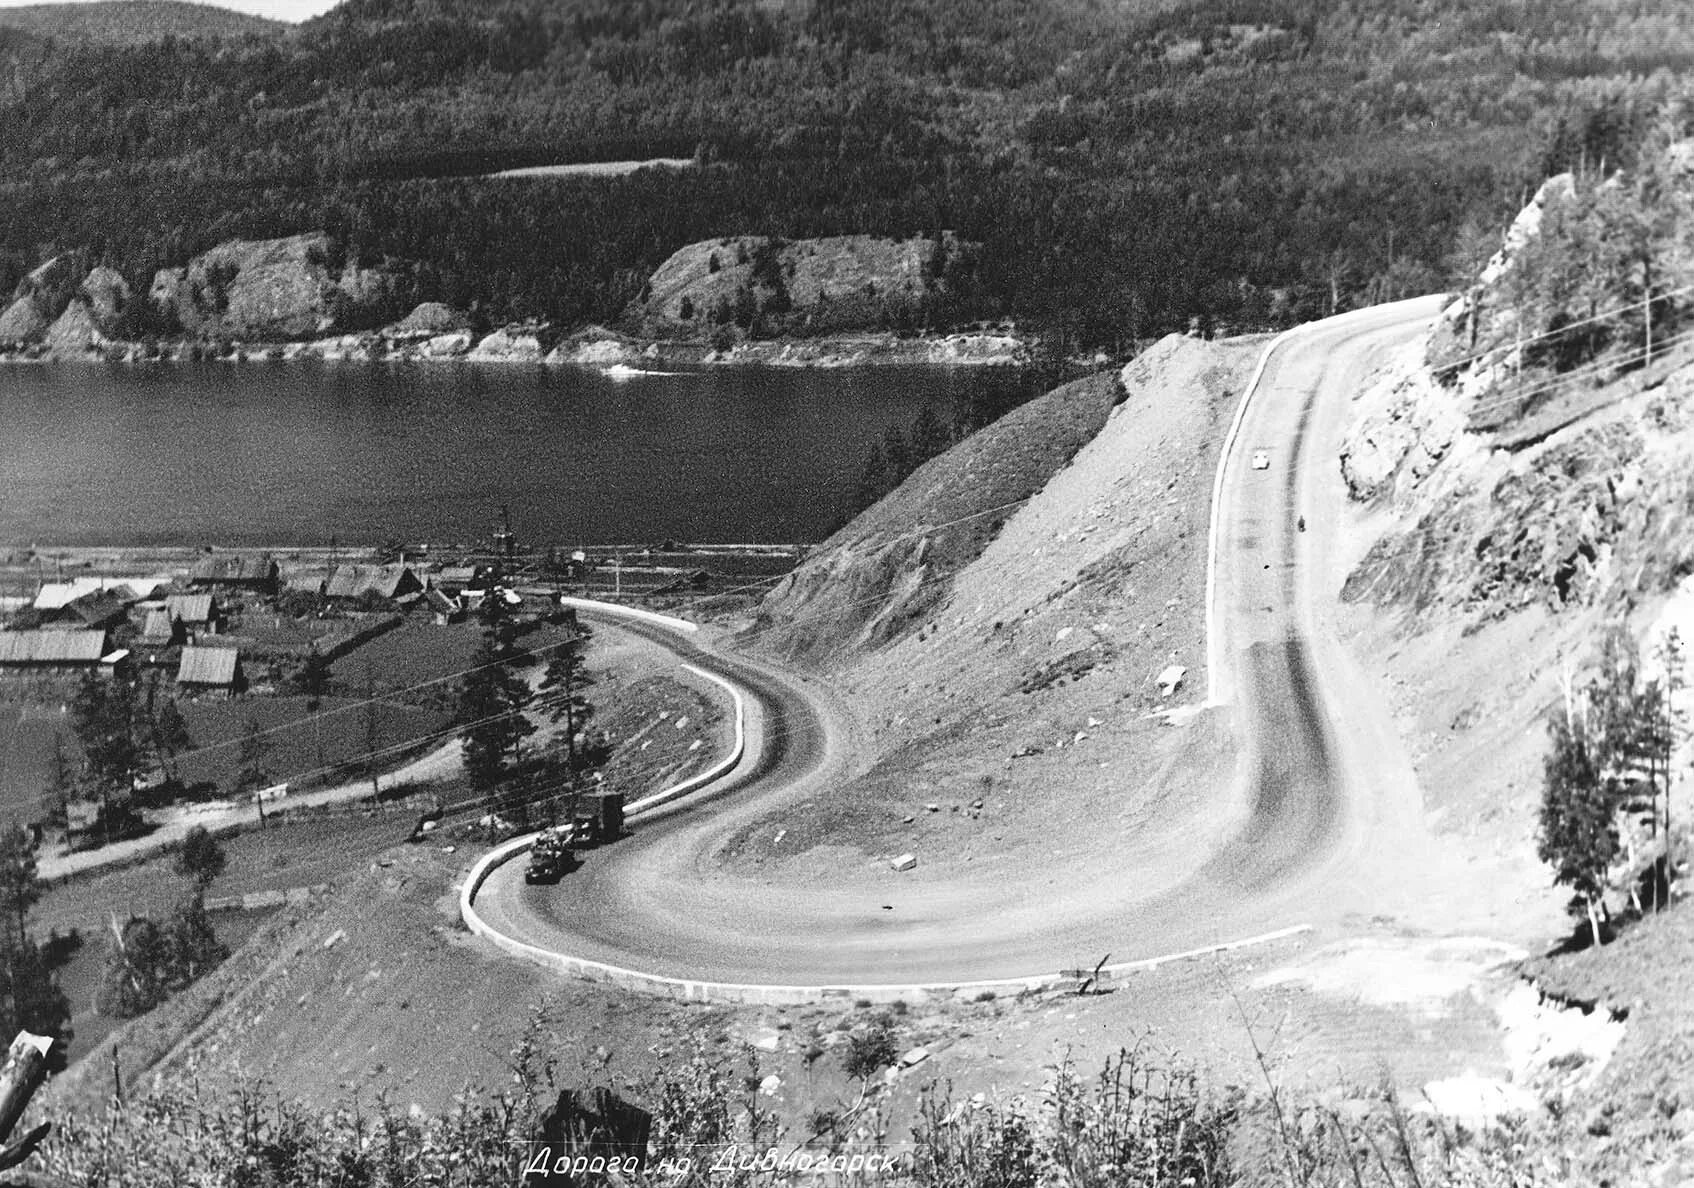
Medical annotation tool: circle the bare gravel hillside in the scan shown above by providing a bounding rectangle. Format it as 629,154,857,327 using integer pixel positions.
734,334,1259,876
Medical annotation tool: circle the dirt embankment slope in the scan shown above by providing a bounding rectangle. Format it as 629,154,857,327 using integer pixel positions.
734,334,1260,878
39,845,734,1119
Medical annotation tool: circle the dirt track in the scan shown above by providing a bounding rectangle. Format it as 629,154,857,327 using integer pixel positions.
474,297,1513,987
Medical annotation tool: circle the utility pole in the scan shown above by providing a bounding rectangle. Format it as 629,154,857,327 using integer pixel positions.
496,504,516,568
1644,256,1654,368
365,661,381,807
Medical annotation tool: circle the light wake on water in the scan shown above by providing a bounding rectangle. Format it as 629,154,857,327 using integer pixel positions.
602,363,682,380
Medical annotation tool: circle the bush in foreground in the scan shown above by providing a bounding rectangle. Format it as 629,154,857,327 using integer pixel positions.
27,1035,1590,1186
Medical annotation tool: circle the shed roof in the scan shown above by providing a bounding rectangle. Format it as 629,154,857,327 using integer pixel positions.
33,576,163,610
63,591,130,627
0,630,108,664
326,563,418,600
164,593,215,624
190,556,277,585
140,609,176,641
177,645,241,686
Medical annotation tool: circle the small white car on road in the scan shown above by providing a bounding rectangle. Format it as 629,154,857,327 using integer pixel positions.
1250,449,1270,470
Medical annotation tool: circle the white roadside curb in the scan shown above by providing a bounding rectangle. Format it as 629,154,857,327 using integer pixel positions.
623,664,746,815
559,596,699,633
460,618,1311,1002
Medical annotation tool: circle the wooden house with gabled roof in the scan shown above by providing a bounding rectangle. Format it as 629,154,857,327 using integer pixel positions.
189,555,278,595
176,645,245,695
0,629,108,670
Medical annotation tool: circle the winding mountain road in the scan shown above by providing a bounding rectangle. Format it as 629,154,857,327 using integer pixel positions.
469,296,1453,993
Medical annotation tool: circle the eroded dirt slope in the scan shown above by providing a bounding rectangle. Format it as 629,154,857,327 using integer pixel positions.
734,334,1260,876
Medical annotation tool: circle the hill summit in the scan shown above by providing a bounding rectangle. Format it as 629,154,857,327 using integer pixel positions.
0,1,283,44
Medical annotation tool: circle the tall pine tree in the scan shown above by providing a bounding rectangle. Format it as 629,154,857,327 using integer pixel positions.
1538,693,1618,945
540,631,595,769
458,632,536,793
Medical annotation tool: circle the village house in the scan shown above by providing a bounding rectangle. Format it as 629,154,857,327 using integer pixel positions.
189,555,279,595
138,608,185,648
433,564,484,595
0,629,109,672
163,592,220,638
323,563,423,603
176,644,246,696
425,587,465,625
49,589,132,631
32,575,166,612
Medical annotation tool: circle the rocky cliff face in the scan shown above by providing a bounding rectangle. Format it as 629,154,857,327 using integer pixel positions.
627,233,971,339
1424,172,1577,390
148,233,399,341
44,301,104,356
81,266,131,331
1340,358,1690,619
467,324,550,361
37,265,135,356
1341,143,1694,624
0,251,89,344
383,301,467,340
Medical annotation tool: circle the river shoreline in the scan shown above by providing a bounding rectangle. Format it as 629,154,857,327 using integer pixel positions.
1,356,1053,550
0,325,1036,369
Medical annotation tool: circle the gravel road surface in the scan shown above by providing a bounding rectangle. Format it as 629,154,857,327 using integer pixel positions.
475,298,1473,986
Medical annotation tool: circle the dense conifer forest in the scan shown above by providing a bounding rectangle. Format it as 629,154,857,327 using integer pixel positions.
2,0,1693,348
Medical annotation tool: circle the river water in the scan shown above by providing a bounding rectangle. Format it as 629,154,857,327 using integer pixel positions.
0,362,1039,546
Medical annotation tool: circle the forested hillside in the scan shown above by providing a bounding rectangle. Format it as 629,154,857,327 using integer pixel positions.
3,0,1694,347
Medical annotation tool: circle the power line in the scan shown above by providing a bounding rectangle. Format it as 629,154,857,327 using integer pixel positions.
1451,323,1694,424
161,629,588,762
1431,281,1694,377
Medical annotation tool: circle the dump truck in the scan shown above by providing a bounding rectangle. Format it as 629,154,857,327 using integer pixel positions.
569,790,625,847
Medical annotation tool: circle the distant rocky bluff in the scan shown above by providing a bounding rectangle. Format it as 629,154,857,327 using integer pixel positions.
0,230,1027,366
0,234,400,357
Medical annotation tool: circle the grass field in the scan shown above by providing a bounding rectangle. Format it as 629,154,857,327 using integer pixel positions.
328,622,484,693
0,620,616,823
0,687,449,824
328,620,586,702
0,700,74,824
176,694,448,796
